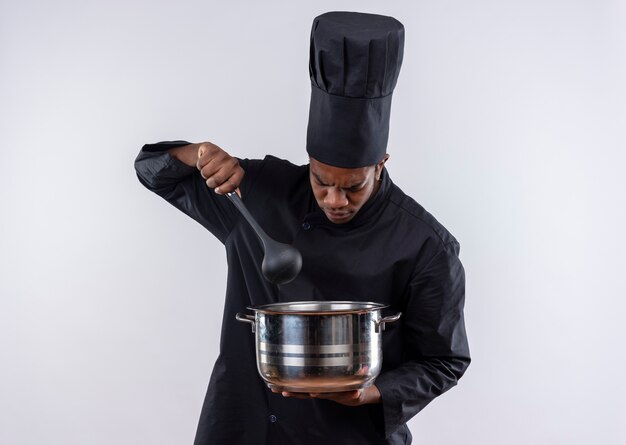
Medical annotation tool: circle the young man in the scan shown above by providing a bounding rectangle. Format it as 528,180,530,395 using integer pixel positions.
135,12,470,445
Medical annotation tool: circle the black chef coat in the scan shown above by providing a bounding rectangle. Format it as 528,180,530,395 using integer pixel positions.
134,141,470,445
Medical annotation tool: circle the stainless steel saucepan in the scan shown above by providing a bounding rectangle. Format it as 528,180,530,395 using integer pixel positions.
236,301,401,393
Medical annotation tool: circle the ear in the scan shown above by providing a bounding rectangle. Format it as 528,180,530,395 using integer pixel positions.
375,154,390,180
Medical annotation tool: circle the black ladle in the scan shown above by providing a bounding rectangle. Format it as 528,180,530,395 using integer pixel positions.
226,192,302,285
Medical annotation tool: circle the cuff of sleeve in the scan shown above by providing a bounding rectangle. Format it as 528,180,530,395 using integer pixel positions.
165,153,198,175
373,373,406,438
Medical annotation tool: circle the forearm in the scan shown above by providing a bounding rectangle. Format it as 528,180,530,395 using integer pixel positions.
376,354,470,415
134,141,239,242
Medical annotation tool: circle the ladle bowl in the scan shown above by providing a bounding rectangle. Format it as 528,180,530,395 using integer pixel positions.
226,192,302,285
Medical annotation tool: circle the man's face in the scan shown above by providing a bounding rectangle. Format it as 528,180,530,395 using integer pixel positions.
309,156,388,224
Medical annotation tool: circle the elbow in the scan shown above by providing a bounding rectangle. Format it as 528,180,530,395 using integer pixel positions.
134,150,164,191
451,355,471,381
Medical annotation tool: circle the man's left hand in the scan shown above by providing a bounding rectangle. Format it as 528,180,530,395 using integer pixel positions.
271,385,382,406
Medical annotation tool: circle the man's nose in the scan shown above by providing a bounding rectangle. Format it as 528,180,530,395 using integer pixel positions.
324,188,349,208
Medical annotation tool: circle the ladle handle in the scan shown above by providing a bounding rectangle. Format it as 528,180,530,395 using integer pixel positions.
226,191,268,248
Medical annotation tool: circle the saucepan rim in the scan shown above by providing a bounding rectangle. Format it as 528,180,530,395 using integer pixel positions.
246,300,388,315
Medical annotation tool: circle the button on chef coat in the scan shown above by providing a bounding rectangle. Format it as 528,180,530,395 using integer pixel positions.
135,141,470,445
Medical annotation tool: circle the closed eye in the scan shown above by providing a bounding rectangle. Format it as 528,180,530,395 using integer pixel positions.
313,173,364,192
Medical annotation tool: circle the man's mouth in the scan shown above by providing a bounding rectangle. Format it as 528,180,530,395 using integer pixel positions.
325,210,352,222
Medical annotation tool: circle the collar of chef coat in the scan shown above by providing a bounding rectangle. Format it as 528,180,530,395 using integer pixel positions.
305,167,392,229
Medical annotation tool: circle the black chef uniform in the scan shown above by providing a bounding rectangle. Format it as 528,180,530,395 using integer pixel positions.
134,11,470,445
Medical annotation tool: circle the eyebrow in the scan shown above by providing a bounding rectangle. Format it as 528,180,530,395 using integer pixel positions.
313,173,365,189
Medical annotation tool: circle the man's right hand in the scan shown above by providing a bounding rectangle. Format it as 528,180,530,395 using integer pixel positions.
168,142,244,194
179,142,243,195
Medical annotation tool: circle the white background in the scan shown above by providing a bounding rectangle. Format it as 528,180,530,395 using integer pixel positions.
1,0,625,444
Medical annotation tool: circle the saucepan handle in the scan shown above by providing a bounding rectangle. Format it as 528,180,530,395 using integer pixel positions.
375,312,402,333
236,313,256,333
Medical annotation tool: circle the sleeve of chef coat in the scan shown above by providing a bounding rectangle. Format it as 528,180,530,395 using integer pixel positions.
374,240,471,437
134,141,258,243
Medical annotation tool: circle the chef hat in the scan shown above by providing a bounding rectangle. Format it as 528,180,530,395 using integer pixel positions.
306,11,405,168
